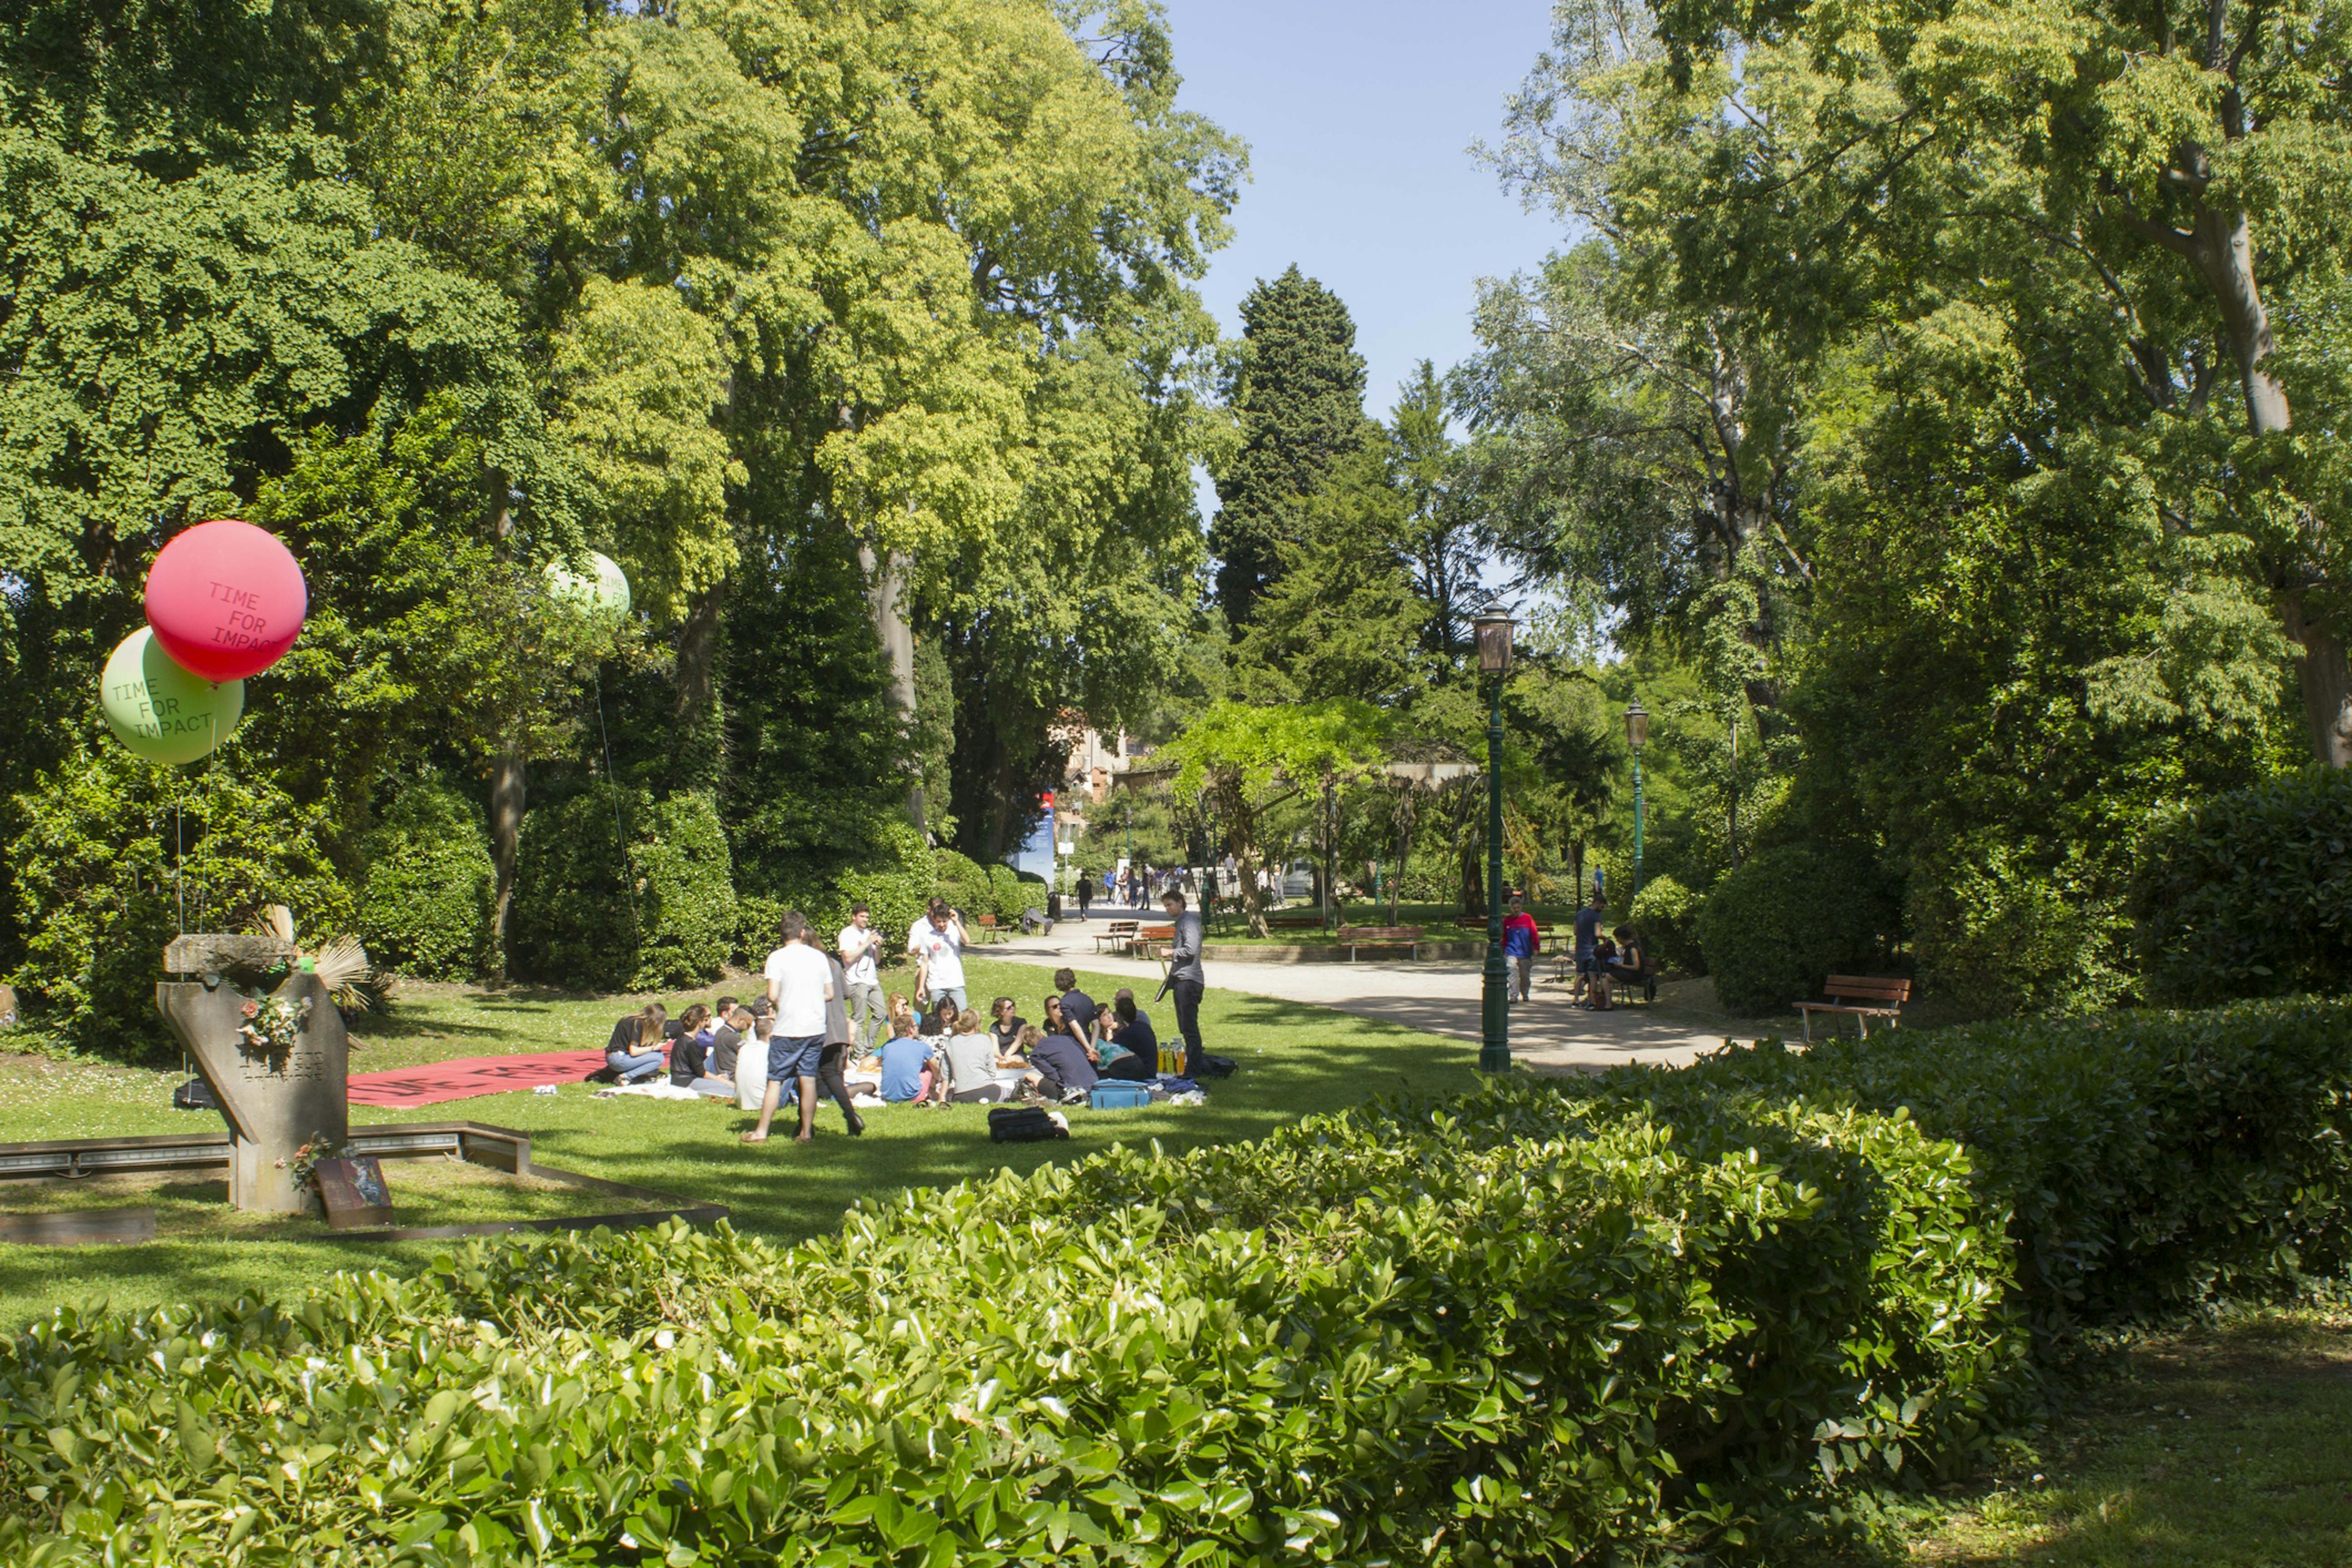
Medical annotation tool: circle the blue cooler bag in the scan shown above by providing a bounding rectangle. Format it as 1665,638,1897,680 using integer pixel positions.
1089,1082,1153,1110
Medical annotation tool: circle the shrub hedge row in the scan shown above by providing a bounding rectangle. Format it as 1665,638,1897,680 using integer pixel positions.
5,998,2346,1565
0,1086,2011,1564
2132,766,2352,1005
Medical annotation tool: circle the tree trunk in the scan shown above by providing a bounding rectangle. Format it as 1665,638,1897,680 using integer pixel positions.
1460,837,1485,919
2176,180,2350,763
674,578,726,728
485,466,524,980
488,745,526,979
2283,595,2352,767
859,537,924,829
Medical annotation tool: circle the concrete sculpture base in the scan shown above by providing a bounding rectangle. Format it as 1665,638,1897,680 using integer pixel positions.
154,934,347,1213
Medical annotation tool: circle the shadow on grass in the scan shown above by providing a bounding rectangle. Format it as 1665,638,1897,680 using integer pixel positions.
0,973,1480,1325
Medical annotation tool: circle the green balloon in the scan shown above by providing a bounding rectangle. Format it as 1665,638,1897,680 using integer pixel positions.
100,628,245,765
545,551,631,619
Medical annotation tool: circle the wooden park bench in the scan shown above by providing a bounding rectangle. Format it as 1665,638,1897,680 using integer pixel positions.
1795,975,1911,1041
1131,924,1176,963
1092,919,1139,956
1336,924,1423,960
974,913,1001,944
1267,913,1323,932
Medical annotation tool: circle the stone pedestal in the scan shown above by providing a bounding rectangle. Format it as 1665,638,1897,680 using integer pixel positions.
155,935,348,1213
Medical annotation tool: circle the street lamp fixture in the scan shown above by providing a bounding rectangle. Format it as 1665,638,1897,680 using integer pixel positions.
1474,604,1515,1074
1474,605,1515,675
1624,699,1648,901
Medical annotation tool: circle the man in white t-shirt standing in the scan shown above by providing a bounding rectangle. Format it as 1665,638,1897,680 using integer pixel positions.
907,895,969,1017
837,900,885,1054
745,910,834,1144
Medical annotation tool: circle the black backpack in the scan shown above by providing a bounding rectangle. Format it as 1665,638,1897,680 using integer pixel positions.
172,1076,218,1111
988,1106,1068,1143
1196,1054,1238,1079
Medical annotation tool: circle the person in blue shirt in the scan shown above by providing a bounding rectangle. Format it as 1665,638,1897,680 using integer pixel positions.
873,1021,938,1104
1572,893,1607,1008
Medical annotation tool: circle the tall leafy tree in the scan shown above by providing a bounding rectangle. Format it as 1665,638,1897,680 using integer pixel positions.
1390,361,1483,657
1209,265,1371,630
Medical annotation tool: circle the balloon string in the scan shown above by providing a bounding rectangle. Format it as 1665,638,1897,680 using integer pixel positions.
593,670,644,974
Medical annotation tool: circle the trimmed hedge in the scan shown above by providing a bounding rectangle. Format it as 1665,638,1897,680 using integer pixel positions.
2132,767,2352,1005
1697,842,1896,1014
358,780,493,980
0,1082,2013,1564
513,786,734,990
7,998,2347,1566
1637,998,2352,1346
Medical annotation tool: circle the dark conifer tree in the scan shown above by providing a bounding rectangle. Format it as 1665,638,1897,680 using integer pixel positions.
1210,266,1370,630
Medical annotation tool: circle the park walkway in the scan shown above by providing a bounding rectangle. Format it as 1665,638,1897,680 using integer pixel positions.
986,922,1747,1074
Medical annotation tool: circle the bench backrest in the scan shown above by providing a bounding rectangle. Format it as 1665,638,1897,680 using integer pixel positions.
1338,925,1422,941
978,913,998,925
1822,974,1910,1005
1138,924,1174,941
1108,921,1138,932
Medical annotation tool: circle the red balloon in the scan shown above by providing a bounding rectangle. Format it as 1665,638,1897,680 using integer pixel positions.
143,519,308,682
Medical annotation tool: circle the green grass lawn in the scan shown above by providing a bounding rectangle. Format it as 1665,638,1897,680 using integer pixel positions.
1812,1305,2352,1566
0,956,1476,1328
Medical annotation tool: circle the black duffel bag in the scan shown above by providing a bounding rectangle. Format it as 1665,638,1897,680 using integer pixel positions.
987,1106,1068,1143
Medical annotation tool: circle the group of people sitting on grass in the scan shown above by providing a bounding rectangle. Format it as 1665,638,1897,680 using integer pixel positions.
600,899,1202,1145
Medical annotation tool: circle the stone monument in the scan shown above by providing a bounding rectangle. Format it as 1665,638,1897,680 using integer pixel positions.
155,934,349,1213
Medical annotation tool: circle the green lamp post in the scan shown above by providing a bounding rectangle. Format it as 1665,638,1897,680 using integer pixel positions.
1624,698,1649,899
1475,604,1516,1073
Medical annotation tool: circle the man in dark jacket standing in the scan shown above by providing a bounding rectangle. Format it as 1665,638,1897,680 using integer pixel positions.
1160,889,1207,1076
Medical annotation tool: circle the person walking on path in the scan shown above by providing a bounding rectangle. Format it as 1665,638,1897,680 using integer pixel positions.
1074,875,1093,921
1503,894,1540,1004
837,902,885,1053
907,896,970,1016
1158,889,1207,1076
746,911,833,1144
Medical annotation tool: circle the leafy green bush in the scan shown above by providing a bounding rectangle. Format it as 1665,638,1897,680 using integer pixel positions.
830,816,932,954
1629,873,1703,973
513,786,734,990
1697,842,1897,1014
2132,768,2352,1005
12,998,2350,1563
5,741,353,1058
1907,837,2132,1017
1642,998,2352,1344
986,862,1034,922
933,846,995,924
0,1077,2015,1565
356,780,492,980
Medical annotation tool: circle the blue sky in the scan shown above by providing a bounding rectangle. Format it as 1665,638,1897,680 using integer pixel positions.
1161,0,1572,420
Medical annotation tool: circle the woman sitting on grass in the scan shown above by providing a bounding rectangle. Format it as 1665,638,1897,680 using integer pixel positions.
938,1008,1022,1102
605,1003,669,1084
987,995,1027,1054
668,1003,711,1082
